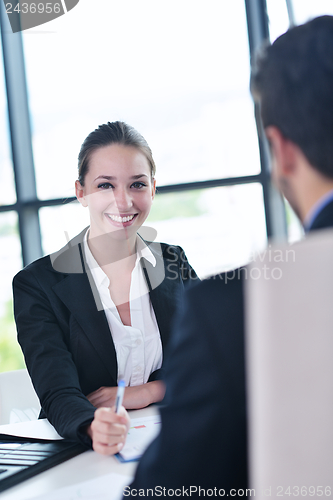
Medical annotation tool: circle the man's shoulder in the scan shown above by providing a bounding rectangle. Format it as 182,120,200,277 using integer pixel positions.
177,267,246,333
186,266,246,299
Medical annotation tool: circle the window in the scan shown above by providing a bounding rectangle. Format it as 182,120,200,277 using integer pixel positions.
145,184,267,277
0,212,25,371
0,48,15,205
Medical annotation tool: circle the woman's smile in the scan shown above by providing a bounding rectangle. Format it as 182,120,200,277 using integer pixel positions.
105,213,138,226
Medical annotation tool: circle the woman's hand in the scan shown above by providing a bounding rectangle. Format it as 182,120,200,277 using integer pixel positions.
86,406,130,455
87,380,165,409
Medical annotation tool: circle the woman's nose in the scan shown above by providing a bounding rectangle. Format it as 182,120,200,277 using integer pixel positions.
113,188,133,212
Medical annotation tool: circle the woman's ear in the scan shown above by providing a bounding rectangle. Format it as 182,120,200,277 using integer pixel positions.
75,180,88,207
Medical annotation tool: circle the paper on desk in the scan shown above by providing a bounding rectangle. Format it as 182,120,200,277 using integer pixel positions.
30,472,133,500
117,414,161,462
0,418,63,440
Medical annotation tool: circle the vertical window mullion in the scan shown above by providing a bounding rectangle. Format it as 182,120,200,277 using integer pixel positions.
244,0,288,240
0,1,42,266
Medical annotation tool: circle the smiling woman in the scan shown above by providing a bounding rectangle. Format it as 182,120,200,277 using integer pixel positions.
12,121,199,455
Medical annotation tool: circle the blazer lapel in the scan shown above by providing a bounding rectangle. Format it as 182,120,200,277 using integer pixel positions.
50,236,118,385
141,242,175,349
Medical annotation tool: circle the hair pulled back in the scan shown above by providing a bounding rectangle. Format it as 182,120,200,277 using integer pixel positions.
78,121,156,185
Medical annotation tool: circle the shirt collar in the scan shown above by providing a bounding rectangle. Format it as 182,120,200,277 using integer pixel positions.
83,229,109,288
83,230,156,287
303,189,333,232
136,235,156,268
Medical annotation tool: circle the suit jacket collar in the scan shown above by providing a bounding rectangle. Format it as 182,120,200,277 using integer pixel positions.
309,198,333,232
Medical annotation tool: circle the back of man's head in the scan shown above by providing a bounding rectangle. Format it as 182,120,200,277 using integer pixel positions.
251,16,333,179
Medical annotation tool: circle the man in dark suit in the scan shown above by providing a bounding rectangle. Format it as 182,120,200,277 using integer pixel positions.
123,15,333,496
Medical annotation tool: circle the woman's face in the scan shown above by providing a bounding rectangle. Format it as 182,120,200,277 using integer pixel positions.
75,144,156,241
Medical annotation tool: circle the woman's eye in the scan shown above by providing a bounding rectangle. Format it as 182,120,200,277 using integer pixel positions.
98,182,113,189
131,182,146,189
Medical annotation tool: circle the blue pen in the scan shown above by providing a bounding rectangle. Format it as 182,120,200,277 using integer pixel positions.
115,379,126,414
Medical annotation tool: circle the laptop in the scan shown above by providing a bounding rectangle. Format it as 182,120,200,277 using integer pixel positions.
0,434,86,493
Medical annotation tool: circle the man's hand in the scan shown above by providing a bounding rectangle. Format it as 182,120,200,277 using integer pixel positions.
86,406,130,455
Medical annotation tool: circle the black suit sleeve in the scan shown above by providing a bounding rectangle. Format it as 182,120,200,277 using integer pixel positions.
126,273,247,495
165,244,199,287
13,268,95,446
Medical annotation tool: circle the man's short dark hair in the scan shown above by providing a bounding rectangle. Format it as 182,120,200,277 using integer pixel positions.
251,15,333,178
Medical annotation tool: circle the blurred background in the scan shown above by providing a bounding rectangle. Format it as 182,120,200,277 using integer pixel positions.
1,0,333,371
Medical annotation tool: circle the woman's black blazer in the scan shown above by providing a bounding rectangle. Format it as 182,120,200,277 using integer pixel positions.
13,228,198,446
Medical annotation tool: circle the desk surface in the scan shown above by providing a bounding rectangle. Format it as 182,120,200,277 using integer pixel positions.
1,407,157,500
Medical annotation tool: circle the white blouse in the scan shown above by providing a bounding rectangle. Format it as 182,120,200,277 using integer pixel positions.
83,230,163,386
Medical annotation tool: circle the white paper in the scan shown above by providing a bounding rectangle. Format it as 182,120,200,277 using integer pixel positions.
0,418,63,440
119,414,161,461
30,472,133,500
